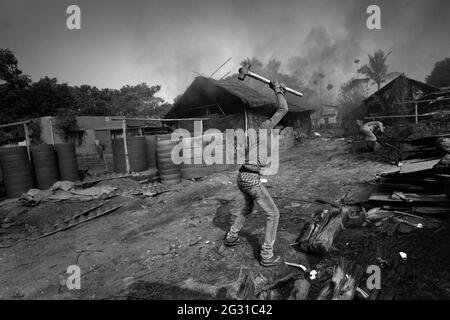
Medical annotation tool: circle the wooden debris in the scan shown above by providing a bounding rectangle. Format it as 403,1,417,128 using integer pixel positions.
369,189,450,205
434,154,450,173
237,270,255,300
255,272,300,296
284,262,308,271
316,259,363,300
288,278,310,300
355,287,369,299
400,159,440,174
0,203,122,248
436,137,450,153
298,207,348,255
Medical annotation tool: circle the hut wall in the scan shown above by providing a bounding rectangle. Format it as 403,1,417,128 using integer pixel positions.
282,112,312,135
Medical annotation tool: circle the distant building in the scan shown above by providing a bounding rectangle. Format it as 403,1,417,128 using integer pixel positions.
362,74,438,122
311,103,338,129
36,116,168,173
37,116,166,155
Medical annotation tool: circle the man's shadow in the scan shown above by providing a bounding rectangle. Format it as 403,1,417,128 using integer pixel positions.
212,198,261,260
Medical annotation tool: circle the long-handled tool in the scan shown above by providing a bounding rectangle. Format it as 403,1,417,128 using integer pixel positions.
238,63,304,97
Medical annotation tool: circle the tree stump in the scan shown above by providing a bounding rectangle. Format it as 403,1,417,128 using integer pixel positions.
299,207,348,254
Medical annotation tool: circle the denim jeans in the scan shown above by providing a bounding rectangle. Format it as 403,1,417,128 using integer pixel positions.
227,184,280,260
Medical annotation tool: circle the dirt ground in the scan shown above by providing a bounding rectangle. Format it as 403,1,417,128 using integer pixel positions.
0,137,449,300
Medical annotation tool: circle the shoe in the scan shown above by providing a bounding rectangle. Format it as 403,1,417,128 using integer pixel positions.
224,235,243,246
260,255,281,267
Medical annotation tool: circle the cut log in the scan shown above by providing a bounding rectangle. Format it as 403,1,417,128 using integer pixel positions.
288,278,310,300
316,259,363,300
237,270,255,300
299,207,348,254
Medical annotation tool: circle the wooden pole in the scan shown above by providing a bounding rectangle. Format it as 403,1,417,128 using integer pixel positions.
122,119,130,173
244,105,248,137
394,97,450,105
414,103,418,124
108,116,209,122
0,120,31,129
49,117,55,145
209,57,232,78
365,110,450,120
23,123,31,160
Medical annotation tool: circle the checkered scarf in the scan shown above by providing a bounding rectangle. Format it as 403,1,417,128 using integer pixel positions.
237,171,261,192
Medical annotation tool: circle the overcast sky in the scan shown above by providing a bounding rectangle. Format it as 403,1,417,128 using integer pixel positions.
1,0,449,102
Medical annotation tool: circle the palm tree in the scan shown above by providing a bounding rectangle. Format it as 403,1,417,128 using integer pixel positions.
326,83,334,104
358,50,394,91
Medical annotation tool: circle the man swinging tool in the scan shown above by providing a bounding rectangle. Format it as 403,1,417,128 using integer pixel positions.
356,120,385,152
224,63,302,267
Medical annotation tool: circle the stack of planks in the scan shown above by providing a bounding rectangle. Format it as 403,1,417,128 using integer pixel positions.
368,156,450,214
398,134,449,161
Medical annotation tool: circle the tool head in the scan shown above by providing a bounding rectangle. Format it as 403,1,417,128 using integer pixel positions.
238,63,251,81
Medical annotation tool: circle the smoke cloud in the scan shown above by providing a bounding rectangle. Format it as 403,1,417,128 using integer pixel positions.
1,0,449,102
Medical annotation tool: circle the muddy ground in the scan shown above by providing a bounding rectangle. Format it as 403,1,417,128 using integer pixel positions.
0,137,448,300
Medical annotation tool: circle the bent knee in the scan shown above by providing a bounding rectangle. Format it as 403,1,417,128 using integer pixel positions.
268,209,279,220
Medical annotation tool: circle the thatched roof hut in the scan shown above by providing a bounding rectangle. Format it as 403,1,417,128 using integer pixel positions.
166,76,314,118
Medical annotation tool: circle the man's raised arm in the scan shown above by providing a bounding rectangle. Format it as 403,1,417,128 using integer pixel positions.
260,80,288,130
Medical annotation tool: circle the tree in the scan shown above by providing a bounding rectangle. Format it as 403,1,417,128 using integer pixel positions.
113,83,167,117
426,57,450,88
0,49,31,87
27,77,78,118
338,78,369,134
0,49,32,124
326,84,334,104
0,47,172,138
358,50,394,91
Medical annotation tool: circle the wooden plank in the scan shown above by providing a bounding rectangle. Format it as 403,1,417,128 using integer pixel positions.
403,134,450,145
401,157,441,164
399,159,440,174
369,190,450,204
344,184,375,204
382,205,450,214
414,206,450,214
0,120,31,129
108,116,210,121
365,110,450,120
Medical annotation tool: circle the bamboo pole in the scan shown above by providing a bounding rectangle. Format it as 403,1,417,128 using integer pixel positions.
108,116,209,122
414,103,418,124
122,119,130,173
49,117,55,145
23,123,31,160
394,98,450,105
365,110,450,120
0,120,31,129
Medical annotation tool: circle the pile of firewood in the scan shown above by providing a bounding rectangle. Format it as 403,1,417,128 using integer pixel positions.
236,259,365,300
434,137,450,174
